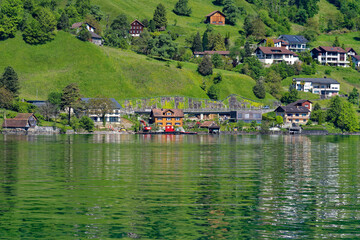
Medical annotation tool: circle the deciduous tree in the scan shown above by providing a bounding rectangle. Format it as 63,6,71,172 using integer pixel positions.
87,98,115,126
173,0,192,16
61,83,82,124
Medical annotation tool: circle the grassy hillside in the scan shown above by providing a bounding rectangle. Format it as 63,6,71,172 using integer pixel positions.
0,31,275,103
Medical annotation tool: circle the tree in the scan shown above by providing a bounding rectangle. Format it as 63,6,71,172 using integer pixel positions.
207,85,220,100
250,16,266,39
212,53,223,68
213,33,226,51
149,19,156,32
90,5,104,21
39,102,58,121
253,77,266,99
173,0,192,16
244,41,252,58
110,14,130,37
213,0,226,5
275,115,283,125
280,89,299,104
202,31,209,51
198,55,213,76
0,0,24,39
348,87,359,105
0,66,20,97
327,95,342,124
333,36,340,47
153,3,167,29
265,38,274,47
23,7,57,44
57,12,70,30
61,83,81,125
87,98,115,126
337,101,359,132
48,92,62,108
0,87,13,109
147,34,178,59
75,0,90,17
78,25,91,41
80,116,94,131
213,73,222,84
192,32,203,52
223,0,239,25
104,13,130,48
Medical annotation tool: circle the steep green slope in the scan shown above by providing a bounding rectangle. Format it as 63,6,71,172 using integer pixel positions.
0,32,274,103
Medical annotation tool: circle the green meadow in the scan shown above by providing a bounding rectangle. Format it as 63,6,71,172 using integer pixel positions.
0,31,275,103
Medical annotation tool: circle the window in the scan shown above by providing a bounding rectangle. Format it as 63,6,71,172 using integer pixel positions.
167,112,171,115
158,118,162,121
175,118,180,121
158,122,162,125
295,114,299,117
296,119,299,122
167,118,171,121
175,123,180,125
109,117,118,122
288,114,293,117
302,114,306,117
245,114,250,119
166,122,172,125
305,105,309,107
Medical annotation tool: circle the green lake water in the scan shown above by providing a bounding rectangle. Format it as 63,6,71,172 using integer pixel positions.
1,134,360,239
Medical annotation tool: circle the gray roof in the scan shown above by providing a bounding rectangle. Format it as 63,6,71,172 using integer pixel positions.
275,106,310,113
89,31,102,39
278,35,308,44
293,78,339,84
81,98,122,109
27,100,47,108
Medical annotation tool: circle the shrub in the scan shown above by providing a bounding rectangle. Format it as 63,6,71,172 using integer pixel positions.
80,116,94,132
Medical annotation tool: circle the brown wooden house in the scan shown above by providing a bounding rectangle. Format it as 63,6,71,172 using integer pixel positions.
2,113,38,130
130,19,144,37
150,109,184,127
205,11,226,25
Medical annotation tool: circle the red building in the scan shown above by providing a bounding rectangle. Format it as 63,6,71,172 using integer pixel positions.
130,19,144,37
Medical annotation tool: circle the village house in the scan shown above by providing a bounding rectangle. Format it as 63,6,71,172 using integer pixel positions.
258,38,289,49
2,113,38,130
346,48,357,56
193,51,230,58
81,98,122,125
205,11,226,25
277,35,309,52
293,77,340,97
129,19,144,37
255,47,299,65
150,109,184,127
70,22,103,46
311,46,349,67
274,101,311,125
351,55,360,67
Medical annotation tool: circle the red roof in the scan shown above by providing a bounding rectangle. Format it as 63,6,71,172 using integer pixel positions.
15,113,36,120
257,47,297,56
130,19,144,27
151,109,184,118
71,22,84,29
352,55,360,61
2,119,30,128
317,46,347,53
206,11,226,17
199,121,219,128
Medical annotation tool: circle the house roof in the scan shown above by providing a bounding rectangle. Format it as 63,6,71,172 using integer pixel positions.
89,31,102,39
256,47,298,56
275,106,310,113
71,22,97,30
206,10,226,17
312,46,347,53
193,51,230,55
352,55,360,61
278,35,308,44
131,19,145,27
287,99,312,107
293,78,339,84
81,98,122,109
346,47,357,54
2,119,30,128
15,113,37,120
151,109,184,118
259,38,289,45
27,100,47,108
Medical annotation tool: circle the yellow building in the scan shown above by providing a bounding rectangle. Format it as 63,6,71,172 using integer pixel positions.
150,109,184,127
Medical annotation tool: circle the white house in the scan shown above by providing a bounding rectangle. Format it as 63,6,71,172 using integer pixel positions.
292,78,340,97
311,46,349,67
258,38,289,49
81,98,122,126
70,22,103,46
255,47,299,65
277,35,309,52
346,48,357,56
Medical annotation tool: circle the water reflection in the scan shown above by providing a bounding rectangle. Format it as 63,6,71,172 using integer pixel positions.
1,134,360,239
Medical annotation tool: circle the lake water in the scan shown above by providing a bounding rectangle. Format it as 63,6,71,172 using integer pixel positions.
1,134,360,239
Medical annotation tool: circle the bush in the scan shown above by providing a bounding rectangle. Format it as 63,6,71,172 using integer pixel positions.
176,62,183,69
325,69,331,75
80,116,94,132
34,113,44,124
11,101,37,113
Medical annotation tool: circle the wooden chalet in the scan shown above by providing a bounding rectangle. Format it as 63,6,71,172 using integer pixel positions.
150,109,184,127
2,113,37,130
205,11,226,25
199,121,220,133
130,19,144,37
